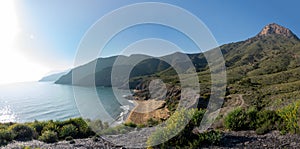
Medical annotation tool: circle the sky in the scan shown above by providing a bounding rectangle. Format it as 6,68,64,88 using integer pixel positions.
0,0,299,84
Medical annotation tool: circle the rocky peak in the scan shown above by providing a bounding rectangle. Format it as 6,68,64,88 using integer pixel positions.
257,23,298,39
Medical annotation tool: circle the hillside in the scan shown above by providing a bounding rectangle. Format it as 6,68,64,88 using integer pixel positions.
53,23,300,111
39,71,68,82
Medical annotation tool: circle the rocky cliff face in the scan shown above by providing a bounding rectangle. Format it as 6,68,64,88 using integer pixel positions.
257,23,298,39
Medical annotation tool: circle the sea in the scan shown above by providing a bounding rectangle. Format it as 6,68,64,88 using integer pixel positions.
0,82,134,125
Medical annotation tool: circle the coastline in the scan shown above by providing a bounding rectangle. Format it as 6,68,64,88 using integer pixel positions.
124,100,139,122
111,100,137,126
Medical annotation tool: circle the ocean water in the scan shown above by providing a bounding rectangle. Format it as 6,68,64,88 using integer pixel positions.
0,82,133,124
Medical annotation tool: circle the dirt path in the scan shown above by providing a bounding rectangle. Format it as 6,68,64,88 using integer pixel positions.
222,94,245,114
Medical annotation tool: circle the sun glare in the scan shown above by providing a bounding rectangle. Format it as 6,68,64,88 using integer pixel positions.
0,1,49,85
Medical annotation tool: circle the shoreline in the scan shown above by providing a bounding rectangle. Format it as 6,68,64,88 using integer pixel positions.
111,100,138,126
124,100,139,122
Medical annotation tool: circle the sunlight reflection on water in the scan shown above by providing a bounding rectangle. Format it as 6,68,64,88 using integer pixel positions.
0,104,17,123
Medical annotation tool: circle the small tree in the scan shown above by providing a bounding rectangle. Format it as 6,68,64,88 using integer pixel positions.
39,130,58,143
9,124,34,141
60,124,78,139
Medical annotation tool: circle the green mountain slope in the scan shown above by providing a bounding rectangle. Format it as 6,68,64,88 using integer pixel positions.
54,23,300,110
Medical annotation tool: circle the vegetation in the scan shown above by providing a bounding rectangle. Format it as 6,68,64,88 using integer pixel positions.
277,100,300,134
224,107,282,133
147,109,221,148
59,124,78,139
225,100,300,135
0,129,14,146
0,118,96,146
3,24,300,148
9,124,34,141
39,130,58,143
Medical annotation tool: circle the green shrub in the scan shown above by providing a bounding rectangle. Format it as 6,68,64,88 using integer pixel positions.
245,107,258,129
103,122,109,129
194,130,222,146
137,124,146,128
255,110,282,134
0,129,14,146
89,119,103,132
224,108,247,131
147,118,159,127
124,122,137,128
224,106,287,134
277,101,300,134
147,109,197,147
9,124,34,141
67,118,94,138
255,122,271,135
60,124,78,139
29,121,45,136
147,109,220,148
100,124,131,135
0,123,10,130
42,121,60,133
39,130,58,143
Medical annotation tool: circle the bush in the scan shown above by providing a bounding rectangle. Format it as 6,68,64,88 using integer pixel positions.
0,129,14,146
60,124,78,139
67,118,94,138
39,130,58,143
9,124,34,141
42,121,60,133
277,101,300,134
225,107,284,134
147,118,159,127
245,107,258,130
101,124,132,135
224,108,248,131
29,120,45,136
255,122,271,135
255,110,282,134
224,107,263,131
147,109,220,148
124,122,137,128
147,109,197,147
194,130,222,146
89,119,103,132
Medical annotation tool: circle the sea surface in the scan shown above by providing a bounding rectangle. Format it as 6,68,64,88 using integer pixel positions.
0,82,133,124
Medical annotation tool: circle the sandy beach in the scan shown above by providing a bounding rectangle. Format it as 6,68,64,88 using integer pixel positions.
125,99,170,125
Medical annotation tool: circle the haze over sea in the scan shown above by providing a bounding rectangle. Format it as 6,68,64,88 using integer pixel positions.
0,82,131,124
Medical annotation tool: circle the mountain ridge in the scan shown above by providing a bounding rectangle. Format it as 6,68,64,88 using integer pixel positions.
256,23,299,39
53,23,300,97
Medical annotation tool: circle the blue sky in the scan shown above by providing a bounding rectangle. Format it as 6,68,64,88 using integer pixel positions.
0,0,299,83
17,0,300,62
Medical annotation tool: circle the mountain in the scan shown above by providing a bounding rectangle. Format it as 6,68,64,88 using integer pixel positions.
256,23,298,39
39,71,68,82
214,23,300,109
54,23,300,110
55,54,172,86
